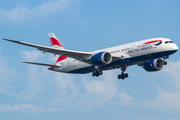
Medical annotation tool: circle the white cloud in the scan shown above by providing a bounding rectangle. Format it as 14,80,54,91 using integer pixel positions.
143,92,180,110
118,92,132,102
141,61,180,110
112,92,134,106
0,49,119,111
0,104,63,113
53,73,79,102
0,0,81,24
163,60,180,93
87,72,117,98
135,115,176,120
130,73,137,77
20,50,44,61
0,104,44,113
76,71,118,110
85,80,116,98
47,107,63,112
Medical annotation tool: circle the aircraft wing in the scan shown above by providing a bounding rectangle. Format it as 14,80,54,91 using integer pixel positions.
3,38,123,64
3,38,93,61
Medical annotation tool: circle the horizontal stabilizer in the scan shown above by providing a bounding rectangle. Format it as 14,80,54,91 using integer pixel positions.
23,62,61,67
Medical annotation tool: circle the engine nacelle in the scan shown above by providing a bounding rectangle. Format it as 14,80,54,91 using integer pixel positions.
91,52,112,66
143,59,164,72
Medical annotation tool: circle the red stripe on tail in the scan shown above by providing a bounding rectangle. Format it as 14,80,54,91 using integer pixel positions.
50,56,67,71
49,37,64,47
56,56,67,63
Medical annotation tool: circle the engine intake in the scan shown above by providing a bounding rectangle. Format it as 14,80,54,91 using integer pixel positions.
91,52,112,66
143,59,164,72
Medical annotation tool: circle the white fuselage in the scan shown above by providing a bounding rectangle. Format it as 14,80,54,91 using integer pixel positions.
52,38,178,74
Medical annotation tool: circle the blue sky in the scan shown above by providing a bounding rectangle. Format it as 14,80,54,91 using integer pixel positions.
0,0,180,120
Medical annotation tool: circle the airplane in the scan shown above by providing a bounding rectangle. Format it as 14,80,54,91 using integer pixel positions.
2,33,178,80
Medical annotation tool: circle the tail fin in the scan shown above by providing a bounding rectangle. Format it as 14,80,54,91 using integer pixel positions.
48,33,65,49
48,33,67,64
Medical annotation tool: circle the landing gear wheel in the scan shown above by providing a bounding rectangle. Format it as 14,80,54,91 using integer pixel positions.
95,72,99,77
92,72,96,76
163,61,167,65
118,73,128,80
118,66,129,80
92,69,102,77
162,56,168,66
125,73,128,78
99,70,103,75
118,75,121,79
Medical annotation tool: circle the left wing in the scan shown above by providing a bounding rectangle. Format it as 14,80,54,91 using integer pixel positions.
22,62,61,67
3,38,123,64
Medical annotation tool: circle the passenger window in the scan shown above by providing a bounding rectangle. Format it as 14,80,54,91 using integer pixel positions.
165,41,169,44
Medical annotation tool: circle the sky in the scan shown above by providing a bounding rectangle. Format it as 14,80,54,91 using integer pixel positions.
0,0,180,120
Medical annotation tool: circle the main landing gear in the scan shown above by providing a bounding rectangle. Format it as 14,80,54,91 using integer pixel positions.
118,66,128,80
92,68,103,77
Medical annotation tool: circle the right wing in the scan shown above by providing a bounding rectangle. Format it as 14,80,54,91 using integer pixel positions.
3,38,93,63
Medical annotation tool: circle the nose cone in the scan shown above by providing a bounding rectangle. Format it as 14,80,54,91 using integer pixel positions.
172,44,178,51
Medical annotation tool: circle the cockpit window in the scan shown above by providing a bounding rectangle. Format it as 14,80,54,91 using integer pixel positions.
169,41,174,43
165,41,174,44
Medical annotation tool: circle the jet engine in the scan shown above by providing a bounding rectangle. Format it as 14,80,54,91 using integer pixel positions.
143,59,164,72
91,52,112,66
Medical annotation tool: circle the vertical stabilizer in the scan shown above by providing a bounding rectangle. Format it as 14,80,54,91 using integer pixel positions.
48,33,67,69
48,33,65,49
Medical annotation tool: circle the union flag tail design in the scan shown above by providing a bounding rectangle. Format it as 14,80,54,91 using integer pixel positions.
48,33,67,68
48,33,65,49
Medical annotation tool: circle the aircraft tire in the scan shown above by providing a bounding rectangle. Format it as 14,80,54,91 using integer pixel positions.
118,75,121,79
163,61,167,65
99,70,103,75
125,73,128,78
118,73,128,80
95,73,99,77
92,71,96,77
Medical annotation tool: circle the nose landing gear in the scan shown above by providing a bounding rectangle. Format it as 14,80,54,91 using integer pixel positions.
162,56,169,65
163,61,167,65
